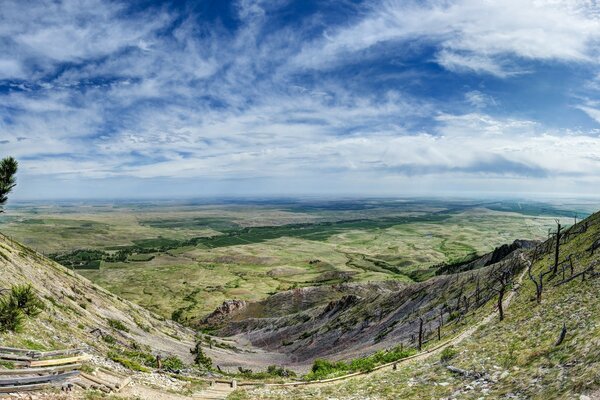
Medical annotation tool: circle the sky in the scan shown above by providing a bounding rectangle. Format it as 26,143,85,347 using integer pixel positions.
1,0,600,200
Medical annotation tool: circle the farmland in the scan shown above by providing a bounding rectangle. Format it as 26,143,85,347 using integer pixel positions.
0,198,591,325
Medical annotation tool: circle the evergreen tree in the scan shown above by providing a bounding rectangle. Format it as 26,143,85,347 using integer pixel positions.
0,157,18,213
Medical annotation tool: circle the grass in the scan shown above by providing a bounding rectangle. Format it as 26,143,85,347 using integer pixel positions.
0,200,579,323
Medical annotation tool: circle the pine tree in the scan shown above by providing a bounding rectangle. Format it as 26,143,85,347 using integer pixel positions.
0,157,18,213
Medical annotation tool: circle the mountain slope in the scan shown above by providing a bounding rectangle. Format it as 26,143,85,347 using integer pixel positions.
206,240,534,369
0,231,195,361
232,210,600,399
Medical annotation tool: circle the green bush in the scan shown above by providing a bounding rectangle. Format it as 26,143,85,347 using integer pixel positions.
190,338,213,369
0,284,44,333
162,355,185,371
10,285,45,317
107,318,129,332
440,346,458,363
0,296,25,332
304,345,416,381
102,334,116,344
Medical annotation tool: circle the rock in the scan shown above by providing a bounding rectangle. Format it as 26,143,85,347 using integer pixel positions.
202,300,248,325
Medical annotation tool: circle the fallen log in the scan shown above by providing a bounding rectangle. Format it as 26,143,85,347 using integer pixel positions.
80,372,118,392
0,371,79,387
0,364,82,376
0,383,50,393
29,355,90,368
0,353,32,362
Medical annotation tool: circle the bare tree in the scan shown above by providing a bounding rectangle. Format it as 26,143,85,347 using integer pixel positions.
552,219,561,275
490,263,516,321
418,317,424,351
527,248,552,304
555,323,567,346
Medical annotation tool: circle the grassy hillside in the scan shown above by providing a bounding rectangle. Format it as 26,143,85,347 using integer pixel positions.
232,210,600,399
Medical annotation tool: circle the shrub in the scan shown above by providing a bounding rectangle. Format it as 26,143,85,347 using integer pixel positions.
440,346,458,363
9,285,44,317
107,318,129,332
0,296,24,333
0,284,44,333
190,338,212,369
102,334,116,344
162,355,185,371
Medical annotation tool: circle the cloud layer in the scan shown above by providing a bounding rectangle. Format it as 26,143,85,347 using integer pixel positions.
1,0,600,199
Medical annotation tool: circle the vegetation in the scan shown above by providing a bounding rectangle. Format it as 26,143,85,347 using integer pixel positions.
107,318,129,332
0,156,17,213
0,284,44,333
305,345,416,380
191,337,213,369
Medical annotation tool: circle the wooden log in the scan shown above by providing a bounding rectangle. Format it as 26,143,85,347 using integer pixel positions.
0,371,79,387
0,347,37,354
0,383,51,393
0,353,32,362
73,379,91,390
115,377,131,392
29,355,90,368
37,349,84,359
80,372,118,392
0,364,82,376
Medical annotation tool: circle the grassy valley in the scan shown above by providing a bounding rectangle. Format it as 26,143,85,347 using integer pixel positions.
0,199,587,325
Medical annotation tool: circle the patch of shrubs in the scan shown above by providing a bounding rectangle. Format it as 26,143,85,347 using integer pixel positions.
190,337,213,369
0,285,45,333
107,318,129,332
305,345,416,381
234,364,297,380
440,346,458,363
161,355,185,371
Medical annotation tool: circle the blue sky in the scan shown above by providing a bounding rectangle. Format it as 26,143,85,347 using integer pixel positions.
1,0,600,199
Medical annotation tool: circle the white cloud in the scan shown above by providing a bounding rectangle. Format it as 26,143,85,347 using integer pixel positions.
292,0,600,76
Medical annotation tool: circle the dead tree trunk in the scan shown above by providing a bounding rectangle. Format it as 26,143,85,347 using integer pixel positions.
553,221,561,275
437,324,441,341
555,323,567,346
418,317,424,351
497,285,505,321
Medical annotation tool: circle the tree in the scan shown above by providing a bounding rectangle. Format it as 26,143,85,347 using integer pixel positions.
552,219,561,275
526,247,552,304
490,262,516,321
0,157,18,213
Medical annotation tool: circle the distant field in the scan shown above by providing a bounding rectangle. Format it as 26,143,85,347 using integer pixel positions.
0,198,591,324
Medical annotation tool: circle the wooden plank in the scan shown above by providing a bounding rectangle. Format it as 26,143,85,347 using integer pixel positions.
115,377,131,392
29,355,90,368
0,353,32,362
0,371,79,386
80,372,117,392
0,383,50,393
0,363,82,376
0,347,37,355
38,348,83,358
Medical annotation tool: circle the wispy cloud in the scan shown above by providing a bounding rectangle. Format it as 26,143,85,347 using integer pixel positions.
0,0,600,198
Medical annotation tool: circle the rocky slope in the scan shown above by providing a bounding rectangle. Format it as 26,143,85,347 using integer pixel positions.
206,240,533,368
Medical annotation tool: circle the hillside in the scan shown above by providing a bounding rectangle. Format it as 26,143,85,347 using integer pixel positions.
230,210,600,399
205,240,535,368
0,231,196,361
